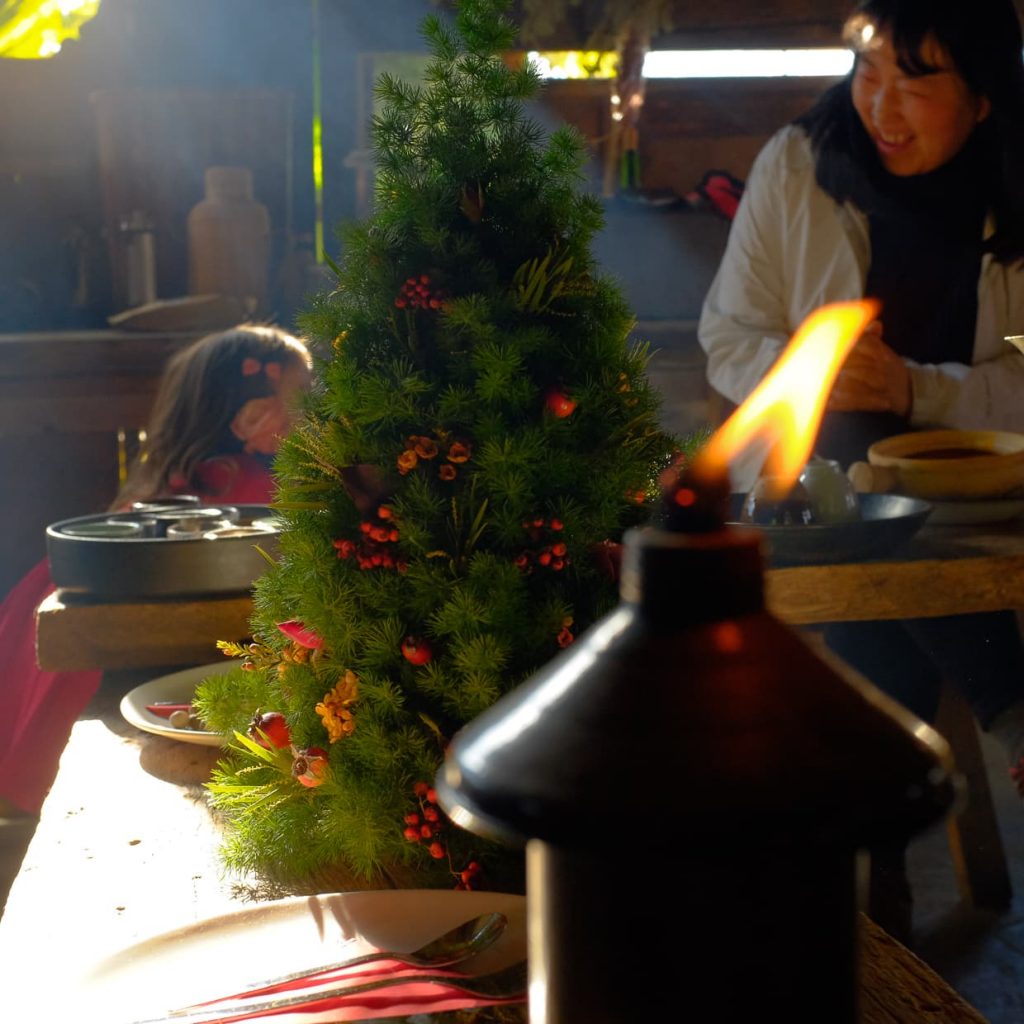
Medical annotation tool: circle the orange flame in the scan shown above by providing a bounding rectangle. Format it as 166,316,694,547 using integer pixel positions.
695,300,879,494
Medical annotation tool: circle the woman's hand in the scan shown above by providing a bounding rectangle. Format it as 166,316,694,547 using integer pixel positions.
827,321,912,415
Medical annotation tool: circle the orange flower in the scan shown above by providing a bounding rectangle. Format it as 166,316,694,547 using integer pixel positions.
446,441,472,463
412,436,438,459
316,670,359,743
439,464,457,481
397,449,419,475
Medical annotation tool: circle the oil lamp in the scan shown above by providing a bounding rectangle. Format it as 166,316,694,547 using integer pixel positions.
435,301,957,1022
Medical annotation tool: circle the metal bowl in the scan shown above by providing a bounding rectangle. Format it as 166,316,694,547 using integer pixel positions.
47,504,280,597
727,493,933,567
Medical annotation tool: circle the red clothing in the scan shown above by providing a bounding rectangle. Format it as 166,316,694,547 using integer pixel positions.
0,456,275,815
174,453,276,505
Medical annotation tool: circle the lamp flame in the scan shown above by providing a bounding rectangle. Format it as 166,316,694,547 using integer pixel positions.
694,300,879,495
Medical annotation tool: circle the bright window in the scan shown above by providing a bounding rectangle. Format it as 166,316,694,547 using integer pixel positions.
526,49,854,81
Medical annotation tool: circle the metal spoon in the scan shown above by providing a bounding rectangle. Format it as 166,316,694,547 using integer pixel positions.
171,910,508,1011
139,959,527,1024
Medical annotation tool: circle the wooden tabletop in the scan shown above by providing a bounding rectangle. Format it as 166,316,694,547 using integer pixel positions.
0,671,988,1022
35,519,1024,672
767,521,1024,624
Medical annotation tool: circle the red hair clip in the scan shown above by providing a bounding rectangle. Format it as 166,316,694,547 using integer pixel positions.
265,362,282,382
241,357,262,377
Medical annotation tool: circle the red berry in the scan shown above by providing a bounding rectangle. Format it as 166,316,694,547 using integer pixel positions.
428,841,446,859
537,551,552,567
423,807,439,822
545,389,576,418
420,824,433,839
402,636,434,666
550,518,564,531
426,787,438,804
413,781,430,797
404,813,420,825
248,711,291,750
403,826,421,842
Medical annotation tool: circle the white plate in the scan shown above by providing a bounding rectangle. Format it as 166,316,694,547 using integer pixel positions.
925,496,1024,526
119,661,235,745
77,889,526,1022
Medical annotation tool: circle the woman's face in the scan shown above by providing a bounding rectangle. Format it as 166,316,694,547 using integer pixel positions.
851,31,990,176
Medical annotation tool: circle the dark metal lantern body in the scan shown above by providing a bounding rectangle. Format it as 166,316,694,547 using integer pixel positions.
436,524,956,1022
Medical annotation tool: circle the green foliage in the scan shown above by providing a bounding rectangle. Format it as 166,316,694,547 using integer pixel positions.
197,0,682,891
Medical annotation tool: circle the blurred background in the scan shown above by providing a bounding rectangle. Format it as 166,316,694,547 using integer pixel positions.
0,0,867,594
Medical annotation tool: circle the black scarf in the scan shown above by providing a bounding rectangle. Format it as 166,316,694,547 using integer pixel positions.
816,133,989,467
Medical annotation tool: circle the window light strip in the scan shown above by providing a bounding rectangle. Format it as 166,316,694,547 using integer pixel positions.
642,49,854,79
525,49,855,81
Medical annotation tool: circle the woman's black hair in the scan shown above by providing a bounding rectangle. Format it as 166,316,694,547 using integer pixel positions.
797,0,1024,262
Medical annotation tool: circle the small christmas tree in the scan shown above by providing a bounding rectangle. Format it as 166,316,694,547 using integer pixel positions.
196,0,689,891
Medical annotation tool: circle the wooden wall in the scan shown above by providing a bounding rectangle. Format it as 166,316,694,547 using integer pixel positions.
0,331,202,598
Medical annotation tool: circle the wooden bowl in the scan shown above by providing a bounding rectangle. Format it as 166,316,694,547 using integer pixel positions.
849,429,1024,500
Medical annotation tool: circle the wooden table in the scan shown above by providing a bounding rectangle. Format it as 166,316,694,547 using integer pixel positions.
34,520,1024,673
32,519,1024,909
0,672,989,1023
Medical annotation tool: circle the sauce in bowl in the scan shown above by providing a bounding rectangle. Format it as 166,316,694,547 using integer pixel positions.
905,448,993,459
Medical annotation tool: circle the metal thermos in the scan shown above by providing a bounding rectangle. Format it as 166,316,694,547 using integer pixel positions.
118,210,157,308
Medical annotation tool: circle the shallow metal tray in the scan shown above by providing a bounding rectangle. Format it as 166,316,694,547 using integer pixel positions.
727,493,933,567
47,504,280,598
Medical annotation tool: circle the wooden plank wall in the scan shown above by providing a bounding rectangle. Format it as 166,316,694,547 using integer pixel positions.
0,332,201,599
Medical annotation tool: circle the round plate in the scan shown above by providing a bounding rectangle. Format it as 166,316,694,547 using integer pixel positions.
119,662,234,745
921,496,1024,526
77,889,526,1023
728,493,933,567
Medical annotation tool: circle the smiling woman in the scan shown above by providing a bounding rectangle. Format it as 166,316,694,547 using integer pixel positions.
697,0,1024,942
0,0,101,59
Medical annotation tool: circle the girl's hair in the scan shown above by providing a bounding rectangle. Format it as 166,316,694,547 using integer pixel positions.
797,0,1024,262
117,324,311,505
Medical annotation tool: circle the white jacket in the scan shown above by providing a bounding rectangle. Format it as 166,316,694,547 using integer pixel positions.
699,125,1024,446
